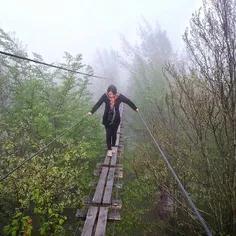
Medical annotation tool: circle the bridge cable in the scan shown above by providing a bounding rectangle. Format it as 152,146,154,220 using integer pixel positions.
0,50,108,80
138,112,212,236
0,114,88,182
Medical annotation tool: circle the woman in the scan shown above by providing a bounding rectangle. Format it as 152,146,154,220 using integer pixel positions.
88,84,139,157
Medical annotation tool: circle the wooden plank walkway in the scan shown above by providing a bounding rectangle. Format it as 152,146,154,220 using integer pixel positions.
94,207,108,236
78,106,124,236
103,168,115,205
93,167,109,204
81,207,98,236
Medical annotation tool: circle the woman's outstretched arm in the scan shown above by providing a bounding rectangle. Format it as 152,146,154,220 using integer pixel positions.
89,93,106,115
120,94,138,111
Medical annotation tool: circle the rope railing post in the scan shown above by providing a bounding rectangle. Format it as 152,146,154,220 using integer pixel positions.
138,112,212,236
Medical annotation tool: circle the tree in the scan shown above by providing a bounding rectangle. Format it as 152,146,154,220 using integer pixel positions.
163,0,236,234
0,28,104,235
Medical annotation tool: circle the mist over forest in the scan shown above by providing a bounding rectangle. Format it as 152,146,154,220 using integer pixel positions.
0,0,235,235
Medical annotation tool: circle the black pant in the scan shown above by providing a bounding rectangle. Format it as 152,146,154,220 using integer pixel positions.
105,124,119,150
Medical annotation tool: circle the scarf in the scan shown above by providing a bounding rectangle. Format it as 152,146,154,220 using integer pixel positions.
106,92,120,107
106,92,120,124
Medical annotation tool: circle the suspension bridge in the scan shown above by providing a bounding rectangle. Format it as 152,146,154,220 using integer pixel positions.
0,51,212,236
76,106,124,236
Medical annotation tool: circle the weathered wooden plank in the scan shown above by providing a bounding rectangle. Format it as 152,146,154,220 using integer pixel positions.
117,128,123,137
110,150,117,167
81,206,98,236
111,200,123,209
107,211,121,221
117,154,123,159
116,131,124,135
117,125,121,131
96,163,123,169
76,210,87,220
114,170,123,178
94,207,108,236
83,197,122,209
117,145,124,152
117,150,124,154
119,138,124,143
103,168,115,205
116,134,120,146
114,183,123,189
117,136,124,143
94,169,123,178
93,167,109,204
117,144,124,149
120,108,123,117
76,209,120,222
103,155,111,166
89,181,123,189
117,129,124,135
111,144,123,148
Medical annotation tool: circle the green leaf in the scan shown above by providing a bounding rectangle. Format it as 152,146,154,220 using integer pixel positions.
40,227,45,235
3,225,10,234
59,219,64,225
14,212,22,218
48,208,53,214
12,230,17,236
27,226,32,235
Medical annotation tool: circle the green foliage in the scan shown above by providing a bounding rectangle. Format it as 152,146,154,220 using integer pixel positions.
3,211,32,236
114,175,161,235
0,28,104,235
33,190,67,236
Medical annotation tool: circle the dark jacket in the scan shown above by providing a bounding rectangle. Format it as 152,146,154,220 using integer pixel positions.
90,93,137,126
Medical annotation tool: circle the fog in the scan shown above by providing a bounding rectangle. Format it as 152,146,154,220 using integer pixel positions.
0,0,201,65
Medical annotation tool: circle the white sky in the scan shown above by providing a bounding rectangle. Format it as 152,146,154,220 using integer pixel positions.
0,0,202,65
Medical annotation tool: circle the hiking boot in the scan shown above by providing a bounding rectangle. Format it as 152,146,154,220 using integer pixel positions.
107,150,112,157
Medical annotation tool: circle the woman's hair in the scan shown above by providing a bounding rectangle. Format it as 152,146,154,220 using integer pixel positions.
107,84,117,94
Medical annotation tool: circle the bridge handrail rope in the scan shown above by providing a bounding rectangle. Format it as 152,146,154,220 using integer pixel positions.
0,114,88,182
138,112,212,236
0,50,108,80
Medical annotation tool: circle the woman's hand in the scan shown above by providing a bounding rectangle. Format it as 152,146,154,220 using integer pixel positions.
88,112,92,116
136,108,139,112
